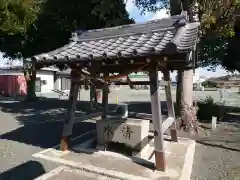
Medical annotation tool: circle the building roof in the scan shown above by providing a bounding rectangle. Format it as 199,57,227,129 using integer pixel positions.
0,58,70,74
32,12,200,65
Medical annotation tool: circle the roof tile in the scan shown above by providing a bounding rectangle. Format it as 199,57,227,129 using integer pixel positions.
33,13,199,63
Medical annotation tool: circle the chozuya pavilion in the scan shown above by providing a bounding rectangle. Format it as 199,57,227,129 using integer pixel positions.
29,11,199,171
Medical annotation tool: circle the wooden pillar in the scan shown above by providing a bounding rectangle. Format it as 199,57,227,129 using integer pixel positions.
60,70,80,151
102,73,109,118
149,62,166,171
84,78,89,90
90,69,97,109
163,69,178,142
176,70,183,117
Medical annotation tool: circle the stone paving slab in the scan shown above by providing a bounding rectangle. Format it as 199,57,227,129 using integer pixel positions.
33,137,195,180
35,166,117,180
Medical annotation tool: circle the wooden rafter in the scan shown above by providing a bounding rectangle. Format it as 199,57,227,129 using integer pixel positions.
79,64,148,84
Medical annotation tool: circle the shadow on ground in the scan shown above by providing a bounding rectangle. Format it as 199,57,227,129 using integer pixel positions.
124,101,240,153
0,98,239,151
0,99,167,149
0,121,96,148
124,101,169,115
0,98,96,122
0,161,45,180
196,140,240,152
0,98,107,148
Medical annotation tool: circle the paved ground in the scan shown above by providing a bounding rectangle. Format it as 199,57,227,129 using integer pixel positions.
33,136,193,180
35,166,121,180
0,88,239,180
39,87,240,107
0,99,97,180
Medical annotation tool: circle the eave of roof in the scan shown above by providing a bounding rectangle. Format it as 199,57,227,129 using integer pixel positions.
32,12,200,65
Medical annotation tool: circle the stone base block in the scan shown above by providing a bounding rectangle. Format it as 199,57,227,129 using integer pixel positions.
96,118,149,151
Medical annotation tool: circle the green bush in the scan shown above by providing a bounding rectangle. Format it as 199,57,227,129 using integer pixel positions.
197,96,220,121
201,80,217,88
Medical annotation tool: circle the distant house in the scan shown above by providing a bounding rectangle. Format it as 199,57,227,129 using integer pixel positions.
229,76,240,81
193,74,207,84
0,66,70,96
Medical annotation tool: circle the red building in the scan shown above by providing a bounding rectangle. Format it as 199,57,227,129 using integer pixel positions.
0,75,27,96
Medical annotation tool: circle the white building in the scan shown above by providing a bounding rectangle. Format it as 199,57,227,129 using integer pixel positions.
193,73,207,84
0,56,71,94
0,66,71,94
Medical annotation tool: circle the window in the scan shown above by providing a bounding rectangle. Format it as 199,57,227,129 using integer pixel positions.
35,77,41,92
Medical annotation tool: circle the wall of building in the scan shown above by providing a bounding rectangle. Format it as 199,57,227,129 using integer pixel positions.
0,75,27,96
36,70,54,93
0,69,55,93
54,74,61,90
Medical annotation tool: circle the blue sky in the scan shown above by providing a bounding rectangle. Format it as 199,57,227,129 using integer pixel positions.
125,0,231,78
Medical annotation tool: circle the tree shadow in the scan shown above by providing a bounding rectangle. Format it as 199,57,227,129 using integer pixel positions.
0,98,95,118
0,98,109,148
124,101,240,153
0,121,96,149
196,140,240,152
0,161,45,180
223,110,240,123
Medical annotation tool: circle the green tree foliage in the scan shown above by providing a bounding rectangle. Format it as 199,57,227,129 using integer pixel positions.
0,0,133,100
223,16,240,71
197,0,240,71
134,0,240,71
0,0,134,58
201,80,217,88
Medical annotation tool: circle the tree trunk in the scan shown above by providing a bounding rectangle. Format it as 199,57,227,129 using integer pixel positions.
24,68,38,102
182,69,194,109
176,67,195,128
179,68,195,129
169,0,182,15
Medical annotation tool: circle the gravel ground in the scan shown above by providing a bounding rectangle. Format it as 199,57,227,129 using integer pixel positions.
0,89,239,180
192,143,240,180
191,122,240,180
0,114,59,180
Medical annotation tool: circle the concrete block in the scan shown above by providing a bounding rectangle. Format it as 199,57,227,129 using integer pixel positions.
96,118,149,151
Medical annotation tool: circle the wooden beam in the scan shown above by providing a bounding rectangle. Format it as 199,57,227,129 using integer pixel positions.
80,64,148,84
60,70,81,151
162,117,175,133
163,69,177,142
126,76,134,89
149,62,166,172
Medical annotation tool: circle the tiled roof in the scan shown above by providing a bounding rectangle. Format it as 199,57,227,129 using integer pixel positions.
32,13,200,64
